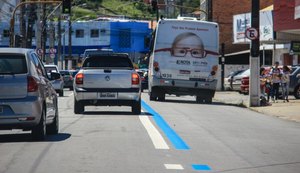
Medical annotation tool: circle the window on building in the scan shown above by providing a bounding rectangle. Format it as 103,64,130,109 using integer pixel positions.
91,29,99,38
119,29,131,48
3,30,9,37
76,29,84,38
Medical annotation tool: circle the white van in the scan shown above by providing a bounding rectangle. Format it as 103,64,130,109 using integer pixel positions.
148,18,219,103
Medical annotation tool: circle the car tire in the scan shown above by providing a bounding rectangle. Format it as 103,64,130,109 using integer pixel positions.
32,107,46,141
46,102,59,135
132,99,141,115
294,84,300,99
74,99,84,114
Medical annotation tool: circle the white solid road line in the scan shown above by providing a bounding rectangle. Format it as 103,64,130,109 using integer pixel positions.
139,111,169,150
164,164,184,170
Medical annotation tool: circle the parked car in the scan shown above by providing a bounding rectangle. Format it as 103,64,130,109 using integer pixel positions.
290,65,300,99
224,69,246,90
44,64,64,96
60,70,74,90
227,69,250,91
0,48,60,140
240,65,300,99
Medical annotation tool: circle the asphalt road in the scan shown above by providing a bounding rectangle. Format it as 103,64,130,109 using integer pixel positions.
0,90,300,173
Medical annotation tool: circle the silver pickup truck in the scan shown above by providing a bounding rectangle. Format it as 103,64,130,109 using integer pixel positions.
73,53,141,114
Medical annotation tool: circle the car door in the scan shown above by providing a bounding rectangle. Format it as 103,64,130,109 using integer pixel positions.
31,53,56,119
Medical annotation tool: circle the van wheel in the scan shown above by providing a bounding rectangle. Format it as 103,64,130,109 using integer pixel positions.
47,102,59,135
74,99,84,114
294,85,300,99
32,107,46,141
149,92,156,101
196,96,212,104
157,94,165,101
132,100,141,115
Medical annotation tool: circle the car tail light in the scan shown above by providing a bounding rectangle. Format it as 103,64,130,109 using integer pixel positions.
132,73,140,85
27,76,38,92
75,73,84,84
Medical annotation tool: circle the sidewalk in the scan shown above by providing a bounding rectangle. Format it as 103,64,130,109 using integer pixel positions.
213,91,300,123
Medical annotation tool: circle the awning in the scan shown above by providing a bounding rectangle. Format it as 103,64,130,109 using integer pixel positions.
225,44,285,57
261,5,273,12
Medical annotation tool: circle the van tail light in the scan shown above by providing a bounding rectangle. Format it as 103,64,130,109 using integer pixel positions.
75,73,84,85
27,76,38,92
132,73,140,86
211,65,218,76
153,61,159,72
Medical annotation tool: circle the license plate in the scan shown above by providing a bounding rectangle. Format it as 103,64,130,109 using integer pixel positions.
98,92,117,99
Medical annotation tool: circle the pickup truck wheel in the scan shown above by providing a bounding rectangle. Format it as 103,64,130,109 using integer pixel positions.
32,107,46,141
59,90,64,97
132,100,141,115
74,99,84,114
294,85,300,99
47,102,59,135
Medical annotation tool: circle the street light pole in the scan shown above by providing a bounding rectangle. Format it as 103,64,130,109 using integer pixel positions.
9,1,62,47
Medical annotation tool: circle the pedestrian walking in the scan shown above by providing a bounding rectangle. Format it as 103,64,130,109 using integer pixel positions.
281,65,291,102
269,62,282,103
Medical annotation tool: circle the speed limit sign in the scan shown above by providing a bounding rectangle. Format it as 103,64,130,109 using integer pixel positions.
36,48,44,56
245,27,259,40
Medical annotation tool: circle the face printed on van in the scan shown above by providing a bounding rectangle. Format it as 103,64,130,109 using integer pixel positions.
154,32,218,58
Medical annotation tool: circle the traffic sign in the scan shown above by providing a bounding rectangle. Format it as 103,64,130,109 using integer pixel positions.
245,27,259,40
36,48,44,56
50,53,55,59
50,48,57,54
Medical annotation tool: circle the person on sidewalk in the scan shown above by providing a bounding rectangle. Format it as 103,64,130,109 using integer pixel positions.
269,62,282,103
281,65,291,102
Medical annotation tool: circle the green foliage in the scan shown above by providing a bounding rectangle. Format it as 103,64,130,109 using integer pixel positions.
72,0,157,20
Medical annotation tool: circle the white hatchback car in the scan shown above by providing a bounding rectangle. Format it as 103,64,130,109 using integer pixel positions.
44,65,64,96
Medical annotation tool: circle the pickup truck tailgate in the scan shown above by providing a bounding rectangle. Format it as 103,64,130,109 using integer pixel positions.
82,69,133,88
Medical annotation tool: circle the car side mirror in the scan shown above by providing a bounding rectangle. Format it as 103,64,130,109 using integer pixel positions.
50,72,61,80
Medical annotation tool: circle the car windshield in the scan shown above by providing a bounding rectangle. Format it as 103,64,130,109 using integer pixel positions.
45,66,58,73
0,54,27,74
83,55,133,68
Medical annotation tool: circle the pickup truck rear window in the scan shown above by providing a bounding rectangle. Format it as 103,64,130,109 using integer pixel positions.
83,56,133,68
0,54,27,74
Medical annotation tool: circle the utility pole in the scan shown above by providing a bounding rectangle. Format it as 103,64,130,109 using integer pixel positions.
207,0,212,21
42,4,47,63
57,12,62,69
221,43,225,91
20,0,26,48
26,4,36,48
68,16,72,69
249,0,260,106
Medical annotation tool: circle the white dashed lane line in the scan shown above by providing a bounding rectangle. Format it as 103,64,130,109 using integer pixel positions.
164,164,184,170
139,110,169,150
